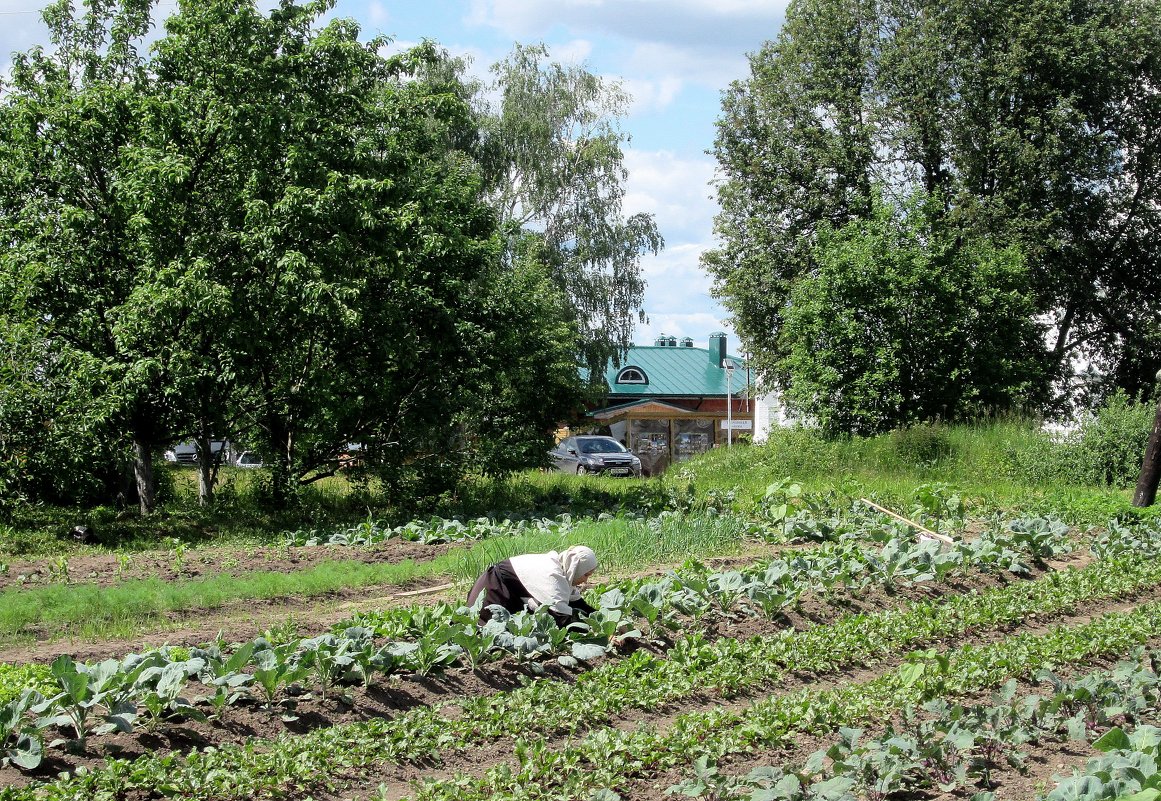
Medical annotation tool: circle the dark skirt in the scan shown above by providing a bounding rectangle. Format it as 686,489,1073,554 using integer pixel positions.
466,558,530,621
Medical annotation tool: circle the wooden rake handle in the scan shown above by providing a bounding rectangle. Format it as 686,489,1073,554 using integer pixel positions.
858,498,956,546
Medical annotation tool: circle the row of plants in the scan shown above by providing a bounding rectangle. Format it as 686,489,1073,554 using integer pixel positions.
280,480,970,552
281,513,584,547
0,511,1134,774
408,600,1161,801
1046,725,1161,800
350,513,1074,651
5,544,1161,796
663,652,1161,800
749,479,970,543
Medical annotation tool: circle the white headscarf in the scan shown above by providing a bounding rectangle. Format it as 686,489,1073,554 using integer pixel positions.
508,546,598,615
558,545,598,584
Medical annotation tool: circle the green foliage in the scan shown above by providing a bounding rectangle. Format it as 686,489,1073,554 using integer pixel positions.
1062,392,1156,487
1000,392,1156,489
0,664,54,707
890,424,954,469
453,255,589,476
474,43,664,376
708,0,1161,412
0,2,591,519
781,192,1044,434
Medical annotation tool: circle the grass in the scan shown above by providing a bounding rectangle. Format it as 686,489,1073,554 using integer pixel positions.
0,557,441,646
665,421,1158,526
1,467,668,558
0,514,747,646
447,512,746,584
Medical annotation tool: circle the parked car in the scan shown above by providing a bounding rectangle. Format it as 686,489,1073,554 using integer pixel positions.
167,440,230,465
549,435,642,477
235,451,263,468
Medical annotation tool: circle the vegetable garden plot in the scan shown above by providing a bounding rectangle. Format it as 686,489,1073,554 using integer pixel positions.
1,516,1157,799
2,527,1161,794
654,653,1161,801
404,605,1161,801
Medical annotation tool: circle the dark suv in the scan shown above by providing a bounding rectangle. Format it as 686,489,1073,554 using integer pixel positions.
549,436,642,477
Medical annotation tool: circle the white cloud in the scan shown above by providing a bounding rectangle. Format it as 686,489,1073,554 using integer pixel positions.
367,2,389,26
620,75,683,113
635,239,736,347
619,147,733,344
637,311,733,348
468,0,785,56
623,149,717,243
625,41,750,90
552,38,593,64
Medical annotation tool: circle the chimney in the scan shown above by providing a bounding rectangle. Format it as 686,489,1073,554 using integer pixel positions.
709,332,727,367
681,337,693,348
654,333,668,346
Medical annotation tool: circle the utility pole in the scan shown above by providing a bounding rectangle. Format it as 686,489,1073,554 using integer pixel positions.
724,359,736,447
1132,369,1161,507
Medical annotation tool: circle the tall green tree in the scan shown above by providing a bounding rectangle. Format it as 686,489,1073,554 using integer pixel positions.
474,44,664,375
0,0,181,513
0,0,582,513
707,0,1161,421
781,192,1044,434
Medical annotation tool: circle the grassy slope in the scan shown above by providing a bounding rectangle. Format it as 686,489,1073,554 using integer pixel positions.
667,421,1156,525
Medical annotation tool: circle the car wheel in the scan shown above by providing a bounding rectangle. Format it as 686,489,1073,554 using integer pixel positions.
576,465,584,475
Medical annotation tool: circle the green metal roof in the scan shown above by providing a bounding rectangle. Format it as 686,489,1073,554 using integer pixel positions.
602,345,746,397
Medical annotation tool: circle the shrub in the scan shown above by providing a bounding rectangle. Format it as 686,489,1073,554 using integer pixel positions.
998,392,1155,489
1063,391,1154,487
888,424,954,469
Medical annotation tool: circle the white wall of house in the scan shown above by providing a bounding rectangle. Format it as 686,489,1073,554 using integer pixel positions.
609,420,628,444
753,389,795,443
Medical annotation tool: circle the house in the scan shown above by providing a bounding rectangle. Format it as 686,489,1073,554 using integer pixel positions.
588,332,753,475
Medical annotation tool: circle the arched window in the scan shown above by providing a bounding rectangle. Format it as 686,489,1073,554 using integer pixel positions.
616,366,648,385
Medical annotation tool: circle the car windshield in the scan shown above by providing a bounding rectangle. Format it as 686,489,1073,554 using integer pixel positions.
578,438,625,454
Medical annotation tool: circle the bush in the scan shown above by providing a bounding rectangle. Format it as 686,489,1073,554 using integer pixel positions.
999,429,1062,486
1064,391,1155,487
888,424,954,469
999,392,1155,489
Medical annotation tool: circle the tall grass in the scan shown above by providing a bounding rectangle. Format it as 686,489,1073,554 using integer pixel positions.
448,513,747,584
664,419,1157,525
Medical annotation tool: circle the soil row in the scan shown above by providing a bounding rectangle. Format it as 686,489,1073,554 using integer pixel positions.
328,592,1157,800
627,648,1150,801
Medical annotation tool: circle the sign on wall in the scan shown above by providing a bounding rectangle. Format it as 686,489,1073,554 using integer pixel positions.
720,420,753,430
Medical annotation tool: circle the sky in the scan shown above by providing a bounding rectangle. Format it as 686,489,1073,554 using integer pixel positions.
0,0,790,351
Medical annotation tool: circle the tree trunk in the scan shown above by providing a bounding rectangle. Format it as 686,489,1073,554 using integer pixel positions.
197,433,214,507
1132,397,1161,508
133,437,156,515
265,413,294,506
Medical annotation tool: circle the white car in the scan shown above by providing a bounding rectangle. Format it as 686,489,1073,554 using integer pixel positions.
235,451,264,468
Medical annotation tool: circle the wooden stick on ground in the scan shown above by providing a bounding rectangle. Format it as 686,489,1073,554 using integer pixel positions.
393,582,456,598
858,498,956,546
